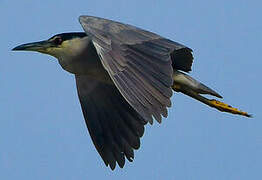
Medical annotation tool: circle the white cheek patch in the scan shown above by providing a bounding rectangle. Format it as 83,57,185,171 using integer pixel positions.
61,38,88,56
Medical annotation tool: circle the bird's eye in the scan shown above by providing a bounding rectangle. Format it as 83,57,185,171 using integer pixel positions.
53,36,63,45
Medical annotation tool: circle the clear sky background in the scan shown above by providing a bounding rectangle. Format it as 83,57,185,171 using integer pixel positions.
1,0,261,179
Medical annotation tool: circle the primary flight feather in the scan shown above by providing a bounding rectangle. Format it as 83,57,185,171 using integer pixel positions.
13,15,251,170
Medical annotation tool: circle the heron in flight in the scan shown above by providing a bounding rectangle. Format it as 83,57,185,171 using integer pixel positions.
13,16,251,170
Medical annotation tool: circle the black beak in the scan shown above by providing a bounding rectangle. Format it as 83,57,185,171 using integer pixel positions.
12,40,52,52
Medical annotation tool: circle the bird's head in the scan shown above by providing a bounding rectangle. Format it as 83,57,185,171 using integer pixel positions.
12,32,87,59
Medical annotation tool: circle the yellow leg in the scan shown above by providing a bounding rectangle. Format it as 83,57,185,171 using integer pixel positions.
208,99,251,117
173,84,251,117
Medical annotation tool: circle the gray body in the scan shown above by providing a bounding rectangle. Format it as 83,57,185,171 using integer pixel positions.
13,16,250,170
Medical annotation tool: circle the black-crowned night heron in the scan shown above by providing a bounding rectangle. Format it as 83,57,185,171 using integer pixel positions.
13,16,251,170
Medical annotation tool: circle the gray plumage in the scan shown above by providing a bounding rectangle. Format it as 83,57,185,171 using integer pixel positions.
12,15,250,170
76,16,193,168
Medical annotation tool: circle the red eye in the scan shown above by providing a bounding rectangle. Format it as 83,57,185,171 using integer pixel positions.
53,37,63,45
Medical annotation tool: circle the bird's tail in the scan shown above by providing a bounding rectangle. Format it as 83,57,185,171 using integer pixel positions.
172,70,251,117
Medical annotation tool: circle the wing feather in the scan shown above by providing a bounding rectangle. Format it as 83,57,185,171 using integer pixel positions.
79,16,183,123
76,75,146,169
77,15,194,169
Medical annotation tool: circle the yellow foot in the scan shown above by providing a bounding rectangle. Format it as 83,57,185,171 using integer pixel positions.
209,100,252,117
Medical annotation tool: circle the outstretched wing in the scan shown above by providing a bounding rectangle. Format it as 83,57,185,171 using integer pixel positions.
79,16,192,123
76,75,146,170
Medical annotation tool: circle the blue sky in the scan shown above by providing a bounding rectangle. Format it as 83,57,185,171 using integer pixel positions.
1,0,261,179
